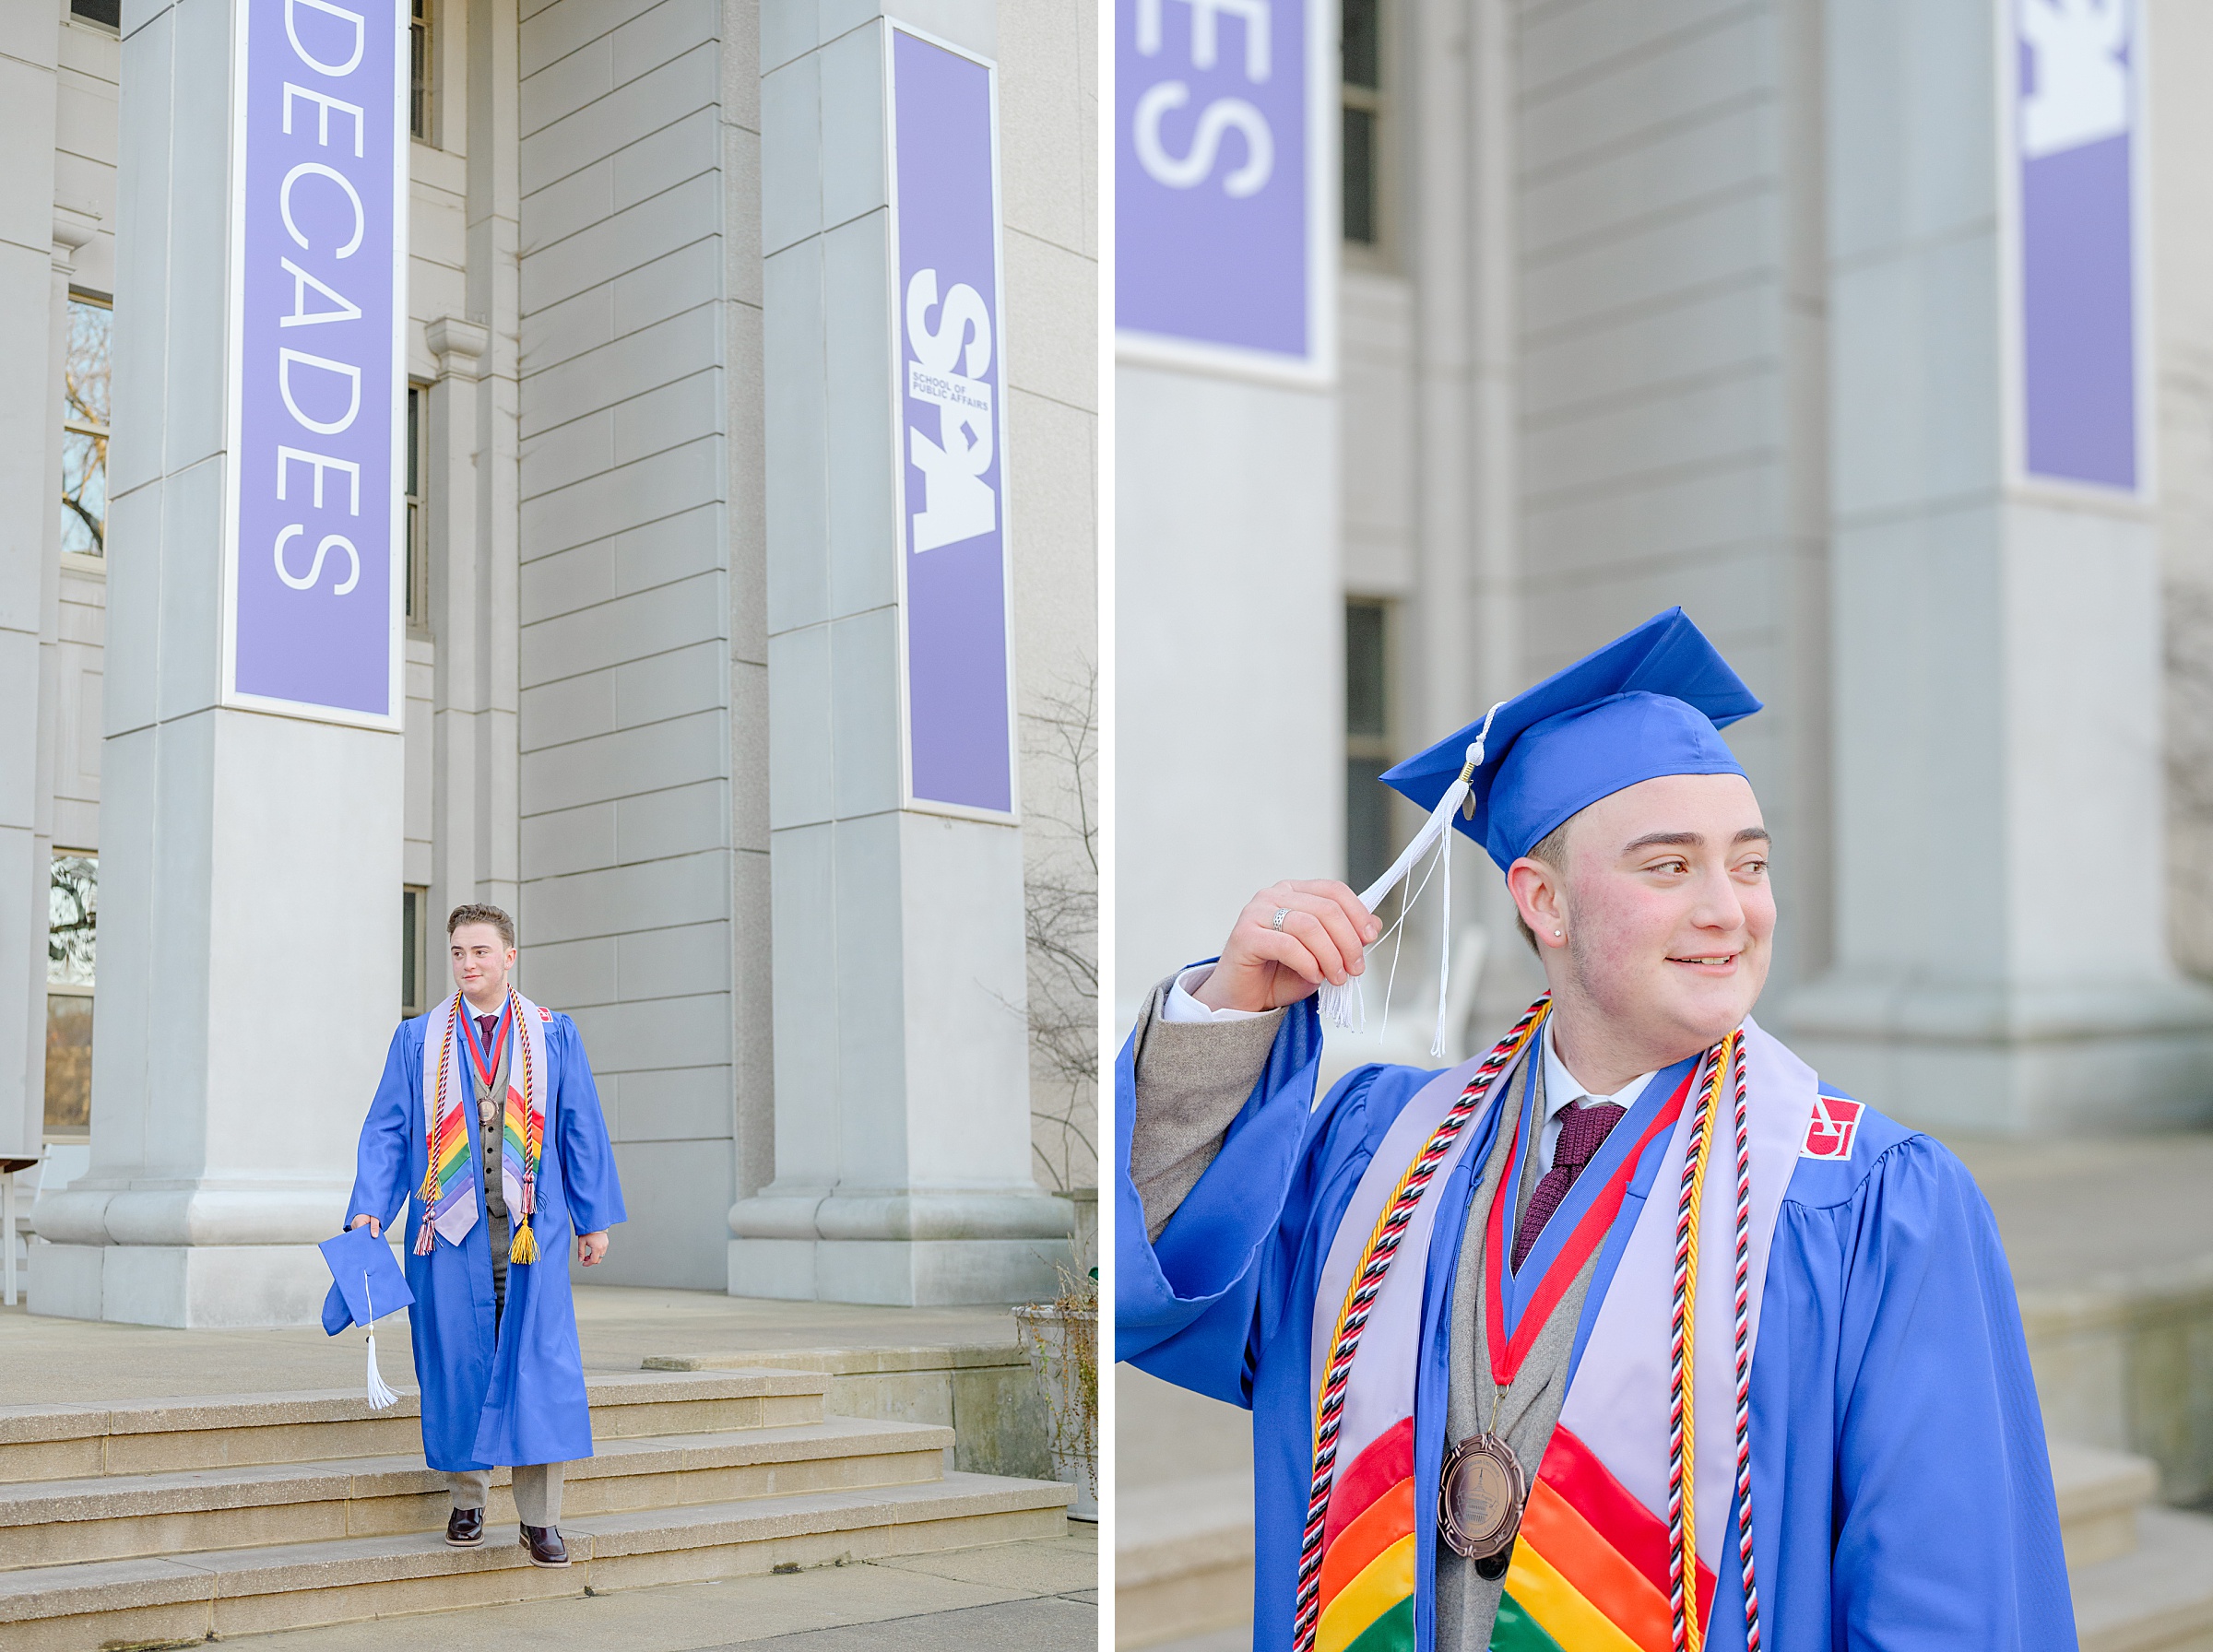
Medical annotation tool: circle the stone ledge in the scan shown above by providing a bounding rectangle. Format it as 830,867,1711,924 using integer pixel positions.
1115,1470,1253,1591
0,1472,1073,1627
0,1417,959,1530
644,1342,1022,1375
2072,1504,2213,1652
0,1367,830,1448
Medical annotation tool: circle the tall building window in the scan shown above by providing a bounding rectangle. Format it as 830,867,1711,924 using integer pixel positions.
60,294,112,559
402,886,429,1016
1346,599,1397,891
411,0,432,141
68,0,120,30
406,384,430,632
1342,0,1383,247
46,853,97,1142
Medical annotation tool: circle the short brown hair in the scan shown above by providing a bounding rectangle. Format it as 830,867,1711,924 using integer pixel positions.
447,903,515,949
1514,820,1573,953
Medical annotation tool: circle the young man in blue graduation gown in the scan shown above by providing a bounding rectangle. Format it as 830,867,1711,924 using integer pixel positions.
347,903,625,1568
1118,609,2075,1652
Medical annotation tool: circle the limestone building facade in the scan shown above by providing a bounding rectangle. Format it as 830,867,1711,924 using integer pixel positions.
2,0,1095,1322
1119,0,2213,1138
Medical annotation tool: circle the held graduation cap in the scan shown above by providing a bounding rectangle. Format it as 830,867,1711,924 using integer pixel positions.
1320,607,1762,1052
318,1223,415,1410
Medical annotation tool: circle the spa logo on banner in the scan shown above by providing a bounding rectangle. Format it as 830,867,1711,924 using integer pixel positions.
887,26,1018,820
221,0,408,726
2008,0,2148,495
1116,0,1334,381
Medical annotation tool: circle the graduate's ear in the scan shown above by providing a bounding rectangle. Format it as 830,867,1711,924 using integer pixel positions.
1506,855,1569,955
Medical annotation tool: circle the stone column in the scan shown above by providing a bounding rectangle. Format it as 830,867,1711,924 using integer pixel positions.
425,314,514,922
444,0,519,924
729,0,1068,1305
1112,0,1343,1027
1791,0,2213,1133
1,4,66,1162
31,0,406,1324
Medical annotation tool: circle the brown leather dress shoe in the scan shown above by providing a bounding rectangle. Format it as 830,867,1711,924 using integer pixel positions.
521,1523,570,1567
444,1506,484,1547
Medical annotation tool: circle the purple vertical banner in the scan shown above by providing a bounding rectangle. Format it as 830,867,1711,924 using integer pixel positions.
889,29,1015,817
1117,0,1330,376
225,0,407,723
2014,0,2142,492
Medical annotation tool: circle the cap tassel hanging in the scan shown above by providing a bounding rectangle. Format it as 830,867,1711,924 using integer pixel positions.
1319,702,1504,1056
361,1268,402,1411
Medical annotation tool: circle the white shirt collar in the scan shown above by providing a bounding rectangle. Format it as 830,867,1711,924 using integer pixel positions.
1541,1022,1657,1120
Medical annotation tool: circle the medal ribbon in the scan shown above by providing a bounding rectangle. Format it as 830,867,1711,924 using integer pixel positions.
459,997,513,1093
1489,1035,1761,1652
1483,1060,1693,1394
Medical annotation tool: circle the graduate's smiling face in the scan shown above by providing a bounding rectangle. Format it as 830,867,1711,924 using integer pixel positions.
1509,772,1774,1080
449,924,517,1008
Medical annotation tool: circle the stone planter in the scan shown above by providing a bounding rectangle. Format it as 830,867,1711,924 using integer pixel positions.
1013,1301,1098,1520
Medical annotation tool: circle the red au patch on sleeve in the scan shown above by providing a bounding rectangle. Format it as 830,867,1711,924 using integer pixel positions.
538,1006,553,1021
1802,1094,1864,1161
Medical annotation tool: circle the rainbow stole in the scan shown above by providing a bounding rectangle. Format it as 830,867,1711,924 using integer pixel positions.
1307,1021,1812,1652
416,990,550,1256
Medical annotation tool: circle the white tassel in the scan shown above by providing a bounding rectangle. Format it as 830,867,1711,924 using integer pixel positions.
361,1268,402,1410
1320,701,1507,1056
365,1331,401,1410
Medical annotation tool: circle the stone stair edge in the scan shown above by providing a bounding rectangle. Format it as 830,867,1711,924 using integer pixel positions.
2016,1252,2213,1333
642,1340,1024,1375
0,1471,1076,1623
2069,1504,2213,1650
0,1367,826,1446
0,1416,961,1528
1116,1471,1256,1587
2046,1437,2161,1519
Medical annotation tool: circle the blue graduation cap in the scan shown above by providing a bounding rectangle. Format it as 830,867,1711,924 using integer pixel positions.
1380,607,1761,872
318,1224,413,1410
1320,608,1761,1054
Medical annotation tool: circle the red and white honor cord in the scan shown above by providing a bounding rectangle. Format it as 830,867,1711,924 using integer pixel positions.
1729,1039,1762,1651
1667,1033,1760,1652
1290,995,1551,1652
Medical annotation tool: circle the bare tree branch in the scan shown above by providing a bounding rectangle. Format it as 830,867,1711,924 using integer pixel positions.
1020,663,1098,1194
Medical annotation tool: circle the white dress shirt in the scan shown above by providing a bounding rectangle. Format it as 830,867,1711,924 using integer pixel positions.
1162,964,1654,1177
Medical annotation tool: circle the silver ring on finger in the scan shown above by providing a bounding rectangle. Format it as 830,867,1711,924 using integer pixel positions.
1272,907,1291,931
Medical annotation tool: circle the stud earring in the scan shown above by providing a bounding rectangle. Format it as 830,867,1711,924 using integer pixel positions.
1553,928,1564,938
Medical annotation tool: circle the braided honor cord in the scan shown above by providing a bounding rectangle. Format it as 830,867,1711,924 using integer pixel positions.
1728,1037,1762,1651
507,986,544,1264
413,998,461,1257
1667,1032,1757,1652
1289,995,1551,1652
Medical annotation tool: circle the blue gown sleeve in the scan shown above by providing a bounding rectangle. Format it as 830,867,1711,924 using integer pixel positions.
1114,996,1428,1409
1774,1135,2076,1650
347,1021,418,1230
553,1016,626,1236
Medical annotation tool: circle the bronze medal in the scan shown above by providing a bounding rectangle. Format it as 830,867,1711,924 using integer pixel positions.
1438,1432,1527,1564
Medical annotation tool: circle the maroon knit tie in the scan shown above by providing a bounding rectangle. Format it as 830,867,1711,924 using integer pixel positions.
1511,1100,1627,1271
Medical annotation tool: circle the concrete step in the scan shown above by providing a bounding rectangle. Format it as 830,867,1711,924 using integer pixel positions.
0,1367,826,1483
0,1414,954,1570
1116,1469,1255,1649
2071,1504,2213,1652
0,1469,1074,1652
2051,1436,2162,1568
